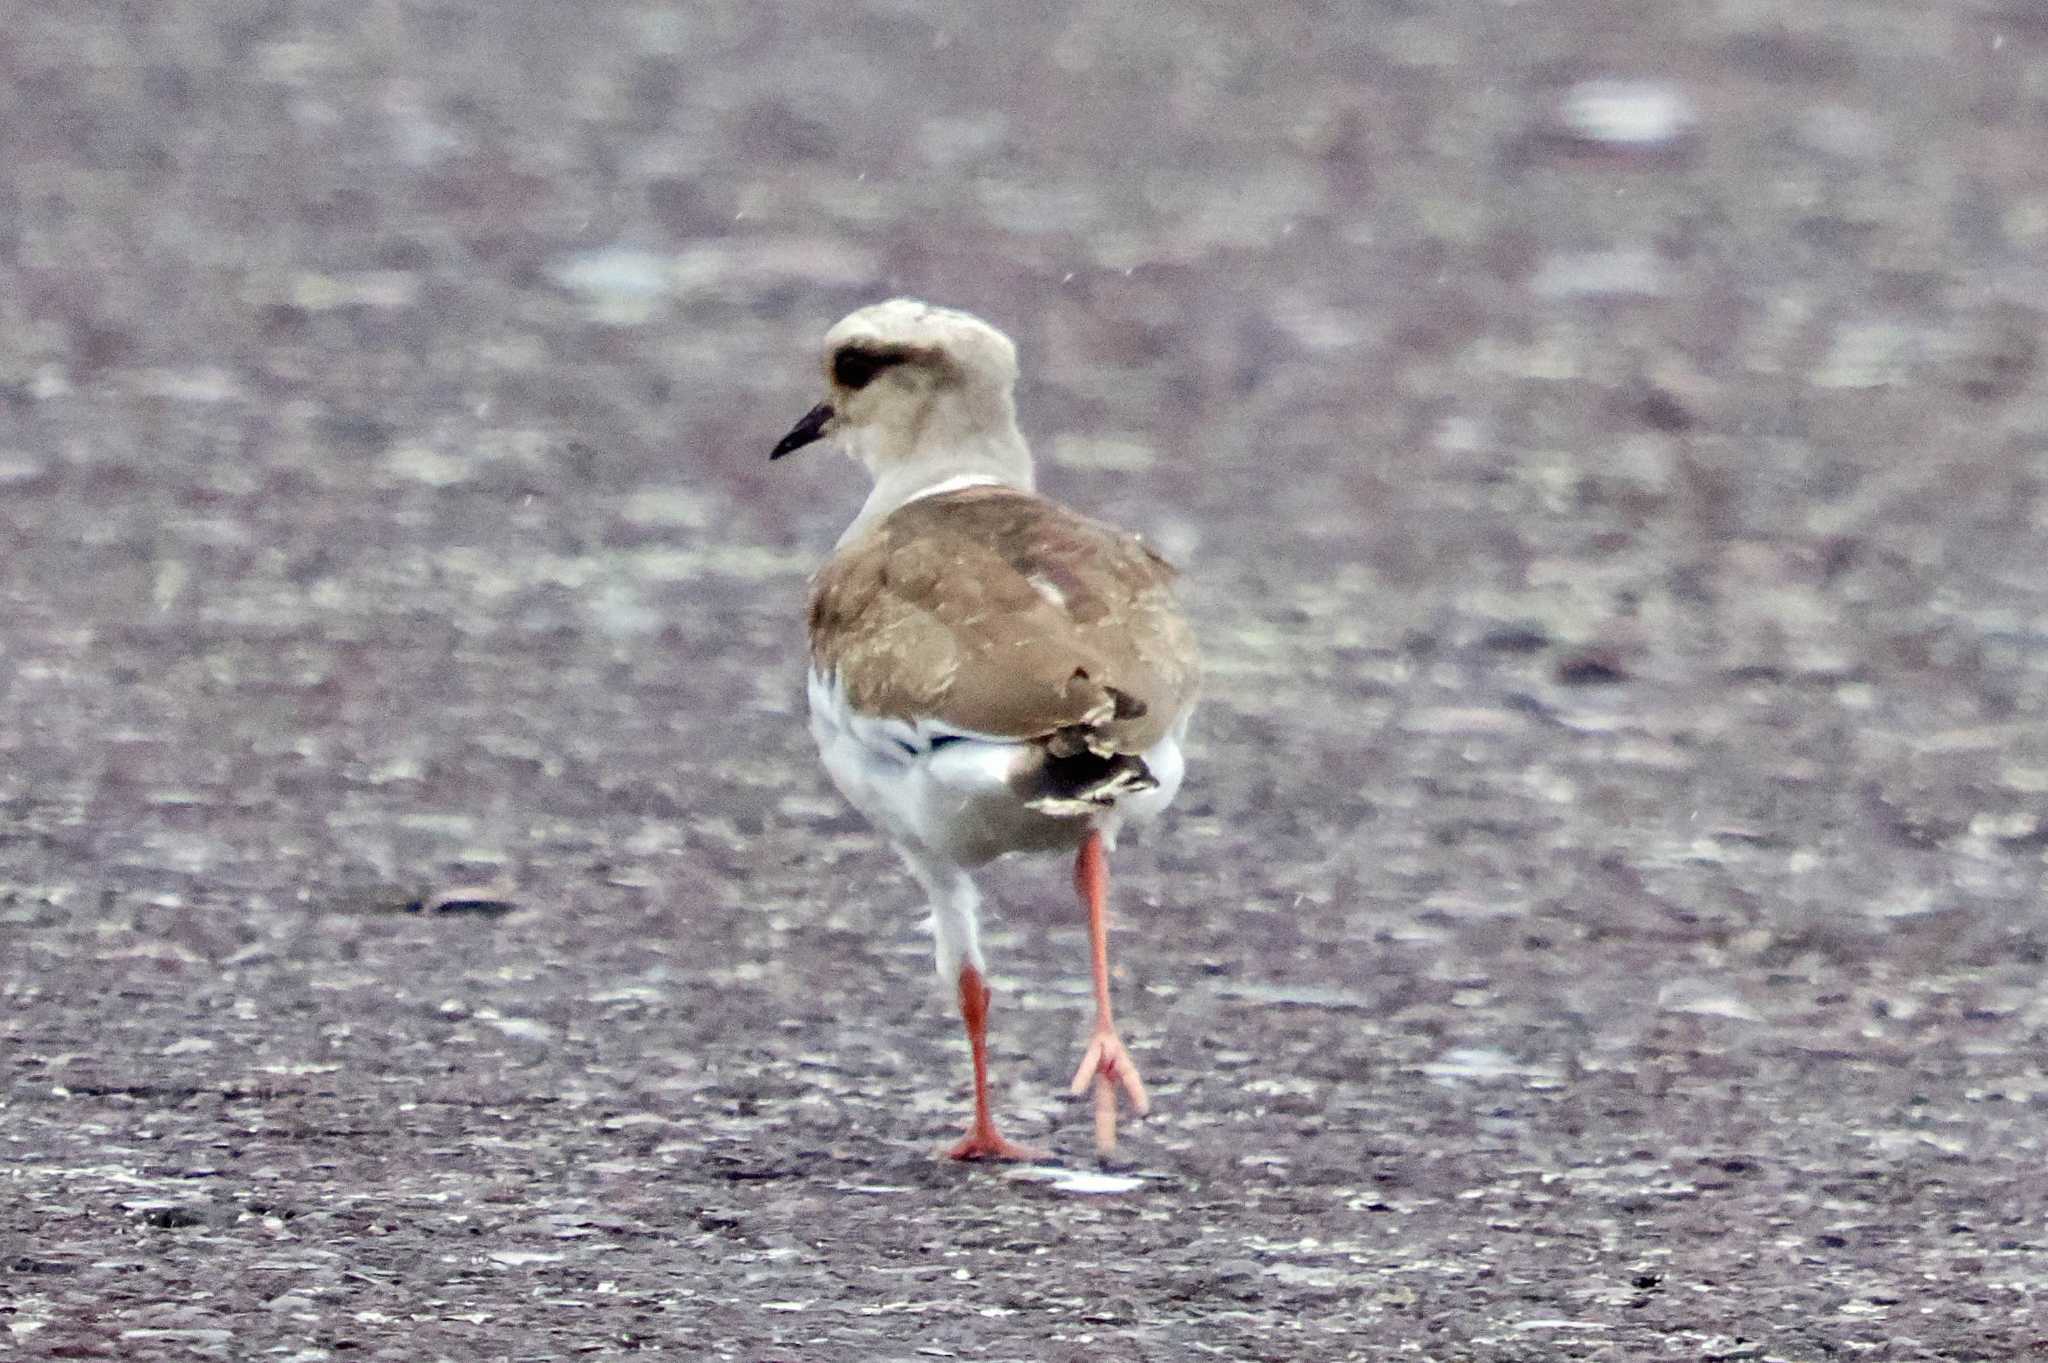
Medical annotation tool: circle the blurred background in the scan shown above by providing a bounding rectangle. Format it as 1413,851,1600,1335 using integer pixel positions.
4,2,2045,1357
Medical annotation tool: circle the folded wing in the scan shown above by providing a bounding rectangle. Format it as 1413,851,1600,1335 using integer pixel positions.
809,487,1198,754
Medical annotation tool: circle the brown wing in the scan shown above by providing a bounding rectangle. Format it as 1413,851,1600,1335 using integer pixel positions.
809,486,1198,752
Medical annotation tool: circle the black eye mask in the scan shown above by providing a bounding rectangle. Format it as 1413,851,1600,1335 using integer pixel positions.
833,345,915,390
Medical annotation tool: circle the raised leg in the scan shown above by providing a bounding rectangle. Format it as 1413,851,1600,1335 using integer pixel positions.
1067,828,1150,1154
945,964,1045,1162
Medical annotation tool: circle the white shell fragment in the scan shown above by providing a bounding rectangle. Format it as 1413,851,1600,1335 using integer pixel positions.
1004,1165,1149,1195
1556,79,1698,149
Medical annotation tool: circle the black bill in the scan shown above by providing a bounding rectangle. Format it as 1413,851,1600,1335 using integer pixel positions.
770,402,834,460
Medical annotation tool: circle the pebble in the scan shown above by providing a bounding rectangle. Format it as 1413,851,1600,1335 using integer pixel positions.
0,453,51,486
1528,248,1671,300
412,886,519,917
1005,1166,1149,1195
1555,79,1698,149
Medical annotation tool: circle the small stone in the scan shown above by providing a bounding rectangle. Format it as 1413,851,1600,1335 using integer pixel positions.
1554,79,1698,150
486,1250,565,1266
382,444,471,487
287,271,419,312
1656,979,1762,1022
1529,248,1670,300
547,247,675,325
1555,650,1629,686
0,453,51,486
123,1201,207,1229
1004,1166,1149,1195
1812,322,1915,389
134,368,243,403
409,886,518,917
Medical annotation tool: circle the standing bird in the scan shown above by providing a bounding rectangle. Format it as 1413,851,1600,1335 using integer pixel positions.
772,299,1199,1160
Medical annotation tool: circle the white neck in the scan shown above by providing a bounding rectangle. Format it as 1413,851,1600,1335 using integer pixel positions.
838,423,1034,546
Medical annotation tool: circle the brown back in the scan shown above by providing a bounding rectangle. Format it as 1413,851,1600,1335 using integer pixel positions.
809,487,1198,751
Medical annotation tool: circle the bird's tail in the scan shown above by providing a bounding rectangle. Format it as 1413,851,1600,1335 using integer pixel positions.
1019,709,1160,817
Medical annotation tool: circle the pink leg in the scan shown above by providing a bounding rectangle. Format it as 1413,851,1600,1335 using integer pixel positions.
1067,829,1151,1154
945,964,1045,1162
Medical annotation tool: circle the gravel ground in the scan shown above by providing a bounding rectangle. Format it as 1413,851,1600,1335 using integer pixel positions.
5,3,2048,1359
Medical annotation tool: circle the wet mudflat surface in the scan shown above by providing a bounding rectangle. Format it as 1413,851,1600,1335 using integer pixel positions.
4,3,2047,1359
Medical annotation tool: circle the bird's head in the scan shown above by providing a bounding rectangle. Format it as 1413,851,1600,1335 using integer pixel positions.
770,299,1024,480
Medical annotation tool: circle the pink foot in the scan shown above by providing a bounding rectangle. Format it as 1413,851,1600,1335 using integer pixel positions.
945,1125,1047,1162
1069,1027,1151,1154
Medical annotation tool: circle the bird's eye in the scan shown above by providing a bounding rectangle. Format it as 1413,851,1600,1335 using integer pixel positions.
833,346,906,390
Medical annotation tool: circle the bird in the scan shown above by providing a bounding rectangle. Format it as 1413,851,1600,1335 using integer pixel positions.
771,298,1199,1160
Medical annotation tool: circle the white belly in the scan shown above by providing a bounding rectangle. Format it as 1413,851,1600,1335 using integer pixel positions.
806,669,1186,868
